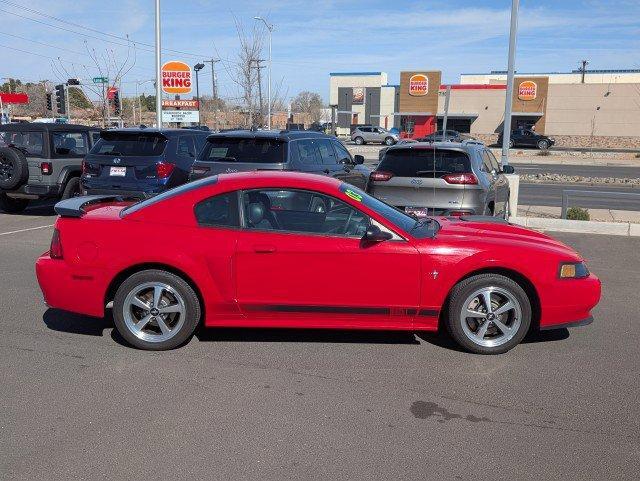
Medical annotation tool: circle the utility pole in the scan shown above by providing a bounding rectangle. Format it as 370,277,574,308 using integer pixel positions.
580,59,589,84
500,0,520,167
441,85,451,140
154,0,162,128
252,59,265,126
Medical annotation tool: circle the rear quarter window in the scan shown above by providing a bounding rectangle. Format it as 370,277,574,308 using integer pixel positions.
378,148,471,178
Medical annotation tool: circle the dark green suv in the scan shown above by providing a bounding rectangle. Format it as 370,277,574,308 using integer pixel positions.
0,123,100,213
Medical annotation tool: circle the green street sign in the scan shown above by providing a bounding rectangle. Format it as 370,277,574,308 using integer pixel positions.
92,77,108,84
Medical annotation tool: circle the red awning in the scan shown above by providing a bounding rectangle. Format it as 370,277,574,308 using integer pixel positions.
0,92,29,104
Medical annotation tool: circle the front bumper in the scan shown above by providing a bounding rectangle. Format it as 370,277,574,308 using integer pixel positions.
538,273,601,330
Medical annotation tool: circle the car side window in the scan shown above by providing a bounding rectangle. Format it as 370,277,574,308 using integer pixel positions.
2,131,45,157
242,188,370,237
194,192,240,228
295,139,321,165
317,139,339,165
332,141,353,164
52,132,88,157
177,135,196,157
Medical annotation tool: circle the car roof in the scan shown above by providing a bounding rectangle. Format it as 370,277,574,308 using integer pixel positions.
384,140,485,154
0,123,99,132
104,128,208,137
217,170,343,189
205,129,333,142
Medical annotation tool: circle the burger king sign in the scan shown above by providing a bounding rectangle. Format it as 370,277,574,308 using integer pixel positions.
518,81,537,101
409,74,429,97
161,61,192,95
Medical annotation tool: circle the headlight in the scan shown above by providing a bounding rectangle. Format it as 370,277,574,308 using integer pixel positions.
558,261,589,279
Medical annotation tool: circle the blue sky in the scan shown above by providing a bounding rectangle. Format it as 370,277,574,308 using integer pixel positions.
1,0,639,102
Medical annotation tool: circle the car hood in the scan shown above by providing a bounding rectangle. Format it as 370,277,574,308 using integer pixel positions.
432,216,581,258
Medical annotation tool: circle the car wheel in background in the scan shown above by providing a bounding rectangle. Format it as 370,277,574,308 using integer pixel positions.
537,140,549,150
60,177,81,200
384,137,395,146
113,269,201,350
446,273,531,354
354,136,364,145
0,193,29,213
0,147,28,190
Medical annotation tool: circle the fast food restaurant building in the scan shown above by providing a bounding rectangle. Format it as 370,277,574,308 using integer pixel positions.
328,69,640,148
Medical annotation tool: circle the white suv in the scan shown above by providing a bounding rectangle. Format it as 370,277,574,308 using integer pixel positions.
351,126,398,146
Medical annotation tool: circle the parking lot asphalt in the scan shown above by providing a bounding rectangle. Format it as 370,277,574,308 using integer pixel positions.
1,213,639,480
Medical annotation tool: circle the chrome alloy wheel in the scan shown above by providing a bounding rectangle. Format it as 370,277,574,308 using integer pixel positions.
123,282,186,343
460,286,522,348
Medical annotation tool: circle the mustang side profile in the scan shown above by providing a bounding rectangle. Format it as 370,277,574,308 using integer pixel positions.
36,172,601,354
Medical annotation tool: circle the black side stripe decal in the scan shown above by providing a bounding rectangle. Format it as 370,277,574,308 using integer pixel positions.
243,304,439,317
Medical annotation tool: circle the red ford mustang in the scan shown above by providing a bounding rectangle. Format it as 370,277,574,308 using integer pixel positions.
36,172,601,353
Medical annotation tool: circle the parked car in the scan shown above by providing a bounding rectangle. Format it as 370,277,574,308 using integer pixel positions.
498,128,555,150
81,128,210,198
419,130,475,143
0,123,100,213
368,141,514,218
351,126,399,146
37,171,601,353
189,129,370,191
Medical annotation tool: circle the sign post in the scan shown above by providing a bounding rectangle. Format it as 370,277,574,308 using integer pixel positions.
501,0,520,166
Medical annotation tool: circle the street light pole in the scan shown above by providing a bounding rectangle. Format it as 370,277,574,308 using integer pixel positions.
194,63,205,126
154,0,162,128
501,0,520,166
254,16,273,130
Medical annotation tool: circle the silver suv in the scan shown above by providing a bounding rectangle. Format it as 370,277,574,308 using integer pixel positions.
367,141,514,218
351,126,399,146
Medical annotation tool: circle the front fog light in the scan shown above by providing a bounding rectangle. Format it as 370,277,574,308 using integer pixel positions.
559,262,589,279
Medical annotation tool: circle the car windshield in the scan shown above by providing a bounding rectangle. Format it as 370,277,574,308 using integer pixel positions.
338,184,439,238
90,133,167,156
379,148,471,178
200,137,286,163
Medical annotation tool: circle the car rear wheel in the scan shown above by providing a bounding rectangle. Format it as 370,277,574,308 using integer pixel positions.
354,136,364,145
113,270,201,350
61,177,81,200
446,274,531,354
537,140,549,150
384,136,395,146
0,193,29,213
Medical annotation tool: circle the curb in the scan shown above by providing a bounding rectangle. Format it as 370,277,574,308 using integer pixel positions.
511,216,640,237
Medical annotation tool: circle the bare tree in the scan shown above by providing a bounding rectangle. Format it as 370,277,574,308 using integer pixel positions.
291,91,324,123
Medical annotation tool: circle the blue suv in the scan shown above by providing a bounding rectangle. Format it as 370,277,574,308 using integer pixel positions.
81,128,210,198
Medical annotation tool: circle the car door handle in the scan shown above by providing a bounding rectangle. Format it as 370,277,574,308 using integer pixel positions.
253,245,276,254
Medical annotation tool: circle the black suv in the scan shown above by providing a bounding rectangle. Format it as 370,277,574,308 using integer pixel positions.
0,123,100,213
498,128,555,150
82,128,210,198
189,130,370,190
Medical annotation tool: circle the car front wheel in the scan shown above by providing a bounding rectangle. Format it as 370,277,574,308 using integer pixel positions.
354,136,364,145
113,269,201,350
537,140,549,150
384,137,395,146
446,274,531,354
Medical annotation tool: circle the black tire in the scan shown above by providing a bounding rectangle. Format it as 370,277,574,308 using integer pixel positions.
61,177,81,200
113,269,201,350
384,136,395,146
445,274,531,354
0,147,28,190
537,139,549,150
354,136,364,145
0,193,29,213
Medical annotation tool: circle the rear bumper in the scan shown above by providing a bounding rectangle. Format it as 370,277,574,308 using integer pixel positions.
3,183,63,199
35,253,106,318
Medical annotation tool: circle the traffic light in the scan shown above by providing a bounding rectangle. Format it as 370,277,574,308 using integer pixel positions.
54,84,66,115
113,90,121,115
46,93,52,111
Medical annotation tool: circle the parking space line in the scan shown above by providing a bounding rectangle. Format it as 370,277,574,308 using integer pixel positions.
0,224,55,237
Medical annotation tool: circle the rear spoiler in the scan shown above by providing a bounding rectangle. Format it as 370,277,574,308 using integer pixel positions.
54,195,135,218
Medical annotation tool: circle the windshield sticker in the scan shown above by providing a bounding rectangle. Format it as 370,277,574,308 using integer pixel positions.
344,189,363,202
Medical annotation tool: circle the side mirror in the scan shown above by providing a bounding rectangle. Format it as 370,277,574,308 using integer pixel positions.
362,224,393,243
353,154,365,165
502,165,515,174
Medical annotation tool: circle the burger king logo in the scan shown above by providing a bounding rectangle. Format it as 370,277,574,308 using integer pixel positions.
518,81,537,101
161,61,192,95
409,74,429,96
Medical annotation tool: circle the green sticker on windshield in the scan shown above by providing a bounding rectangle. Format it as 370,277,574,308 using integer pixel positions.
344,189,363,202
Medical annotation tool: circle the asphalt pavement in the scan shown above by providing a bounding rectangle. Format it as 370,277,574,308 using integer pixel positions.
1,213,639,480
519,183,640,211
514,163,640,179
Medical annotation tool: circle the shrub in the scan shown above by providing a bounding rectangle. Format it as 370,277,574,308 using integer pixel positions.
537,149,551,156
566,207,590,221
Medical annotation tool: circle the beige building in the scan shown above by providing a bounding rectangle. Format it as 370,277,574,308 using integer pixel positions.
461,69,640,85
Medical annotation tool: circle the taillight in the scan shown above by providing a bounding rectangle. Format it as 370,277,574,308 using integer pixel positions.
40,162,52,175
370,171,394,182
50,228,63,259
443,173,478,185
156,162,175,179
